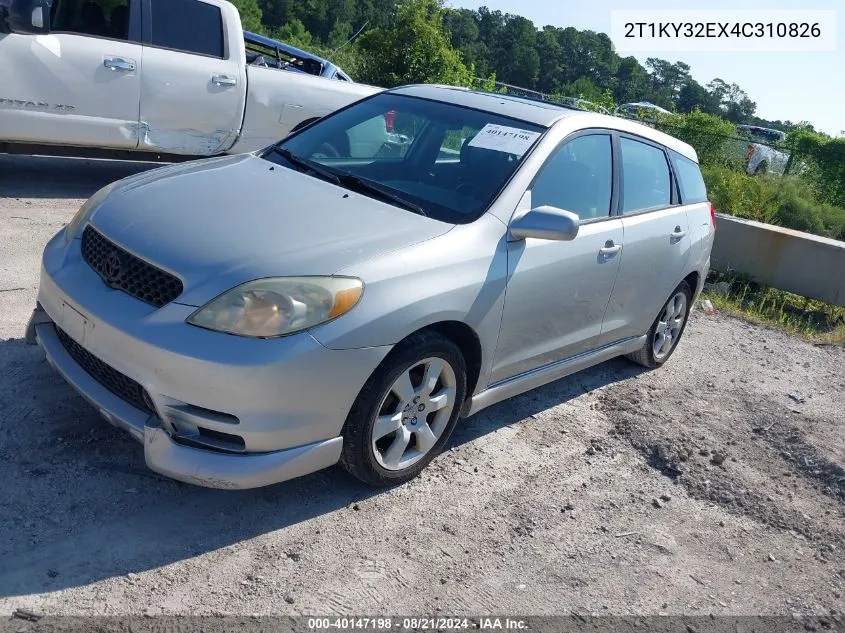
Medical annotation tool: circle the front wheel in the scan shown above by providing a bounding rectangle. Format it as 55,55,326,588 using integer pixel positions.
626,281,693,369
340,331,467,487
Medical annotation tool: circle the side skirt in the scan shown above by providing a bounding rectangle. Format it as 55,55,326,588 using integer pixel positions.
462,335,646,417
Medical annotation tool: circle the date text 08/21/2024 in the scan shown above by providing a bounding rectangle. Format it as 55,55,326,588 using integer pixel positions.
306,617,528,630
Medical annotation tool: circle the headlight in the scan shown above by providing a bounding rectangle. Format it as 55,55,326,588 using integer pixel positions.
186,277,364,338
65,182,118,242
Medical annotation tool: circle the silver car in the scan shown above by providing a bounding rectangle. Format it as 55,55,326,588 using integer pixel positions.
26,85,715,489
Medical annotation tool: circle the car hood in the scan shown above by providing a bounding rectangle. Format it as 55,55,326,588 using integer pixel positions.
88,154,452,306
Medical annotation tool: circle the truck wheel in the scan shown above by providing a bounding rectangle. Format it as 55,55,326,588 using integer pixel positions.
340,331,467,487
626,281,693,369
754,162,768,175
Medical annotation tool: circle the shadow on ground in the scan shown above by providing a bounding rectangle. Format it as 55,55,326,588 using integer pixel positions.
0,155,163,199
0,334,644,598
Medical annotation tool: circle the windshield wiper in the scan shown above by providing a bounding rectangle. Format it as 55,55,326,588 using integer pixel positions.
270,147,341,185
334,173,427,217
269,148,426,216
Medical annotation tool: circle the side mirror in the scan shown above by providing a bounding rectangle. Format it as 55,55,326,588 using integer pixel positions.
508,205,580,242
7,0,51,34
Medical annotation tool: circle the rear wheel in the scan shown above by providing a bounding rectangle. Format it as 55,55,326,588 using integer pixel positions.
626,281,692,369
340,331,467,487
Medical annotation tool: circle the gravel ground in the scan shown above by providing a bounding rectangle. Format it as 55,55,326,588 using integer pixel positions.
1,155,844,618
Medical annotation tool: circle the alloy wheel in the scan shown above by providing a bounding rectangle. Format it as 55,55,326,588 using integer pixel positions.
652,291,687,361
371,357,457,471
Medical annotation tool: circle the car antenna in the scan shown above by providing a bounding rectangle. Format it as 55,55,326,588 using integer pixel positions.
332,20,369,54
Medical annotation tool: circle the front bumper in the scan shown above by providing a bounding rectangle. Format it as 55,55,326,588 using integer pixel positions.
29,231,392,489
34,320,343,489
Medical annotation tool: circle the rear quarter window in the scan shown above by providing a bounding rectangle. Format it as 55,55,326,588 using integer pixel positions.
671,151,708,204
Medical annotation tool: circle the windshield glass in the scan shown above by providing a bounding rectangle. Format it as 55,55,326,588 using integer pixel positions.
264,93,546,223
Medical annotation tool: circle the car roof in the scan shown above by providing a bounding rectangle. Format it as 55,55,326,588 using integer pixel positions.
389,84,583,126
738,124,785,135
388,85,699,163
618,102,671,113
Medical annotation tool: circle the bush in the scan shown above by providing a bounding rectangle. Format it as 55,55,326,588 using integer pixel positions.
702,165,845,240
653,109,740,167
353,0,473,88
787,127,845,209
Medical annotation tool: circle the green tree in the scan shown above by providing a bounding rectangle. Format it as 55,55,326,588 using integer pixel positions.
535,26,564,94
706,79,756,123
654,108,739,166
270,18,314,48
256,0,293,30
559,77,599,100
646,58,690,108
677,79,719,114
354,0,473,88
443,8,488,76
230,0,263,32
613,56,650,104
491,15,539,87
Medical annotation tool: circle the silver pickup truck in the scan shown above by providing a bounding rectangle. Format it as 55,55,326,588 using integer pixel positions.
737,124,790,176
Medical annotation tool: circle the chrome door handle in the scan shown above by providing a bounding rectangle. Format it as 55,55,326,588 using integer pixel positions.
212,74,237,87
104,57,136,71
599,242,623,256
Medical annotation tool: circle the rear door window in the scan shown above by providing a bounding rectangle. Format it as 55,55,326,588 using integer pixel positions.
672,152,708,204
620,137,672,213
148,0,224,58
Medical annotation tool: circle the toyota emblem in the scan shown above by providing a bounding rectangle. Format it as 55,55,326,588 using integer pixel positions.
104,250,125,285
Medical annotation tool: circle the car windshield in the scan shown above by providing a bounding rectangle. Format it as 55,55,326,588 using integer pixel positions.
263,93,546,224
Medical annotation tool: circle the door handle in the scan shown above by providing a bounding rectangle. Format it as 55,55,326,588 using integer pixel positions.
599,241,623,256
671,225,687,240
103,57,136,72
212,74,237,87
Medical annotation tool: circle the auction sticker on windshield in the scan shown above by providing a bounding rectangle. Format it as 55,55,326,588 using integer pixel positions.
467,124,541,156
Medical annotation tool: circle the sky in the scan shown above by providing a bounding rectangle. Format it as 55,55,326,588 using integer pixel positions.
447,0,843,136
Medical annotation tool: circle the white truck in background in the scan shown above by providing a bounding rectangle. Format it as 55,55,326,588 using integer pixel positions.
0,0,382,158
736,124,790,176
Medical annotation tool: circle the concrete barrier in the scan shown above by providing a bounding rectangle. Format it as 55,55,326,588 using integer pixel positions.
711,213,845,307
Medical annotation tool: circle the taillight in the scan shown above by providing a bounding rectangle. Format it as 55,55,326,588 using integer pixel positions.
710,203,717,231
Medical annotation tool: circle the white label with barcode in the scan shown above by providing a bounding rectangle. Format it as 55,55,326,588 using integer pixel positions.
467,124,540,156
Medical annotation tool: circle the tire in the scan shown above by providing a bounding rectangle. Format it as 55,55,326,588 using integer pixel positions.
754,161,768,175
625,280,693,369
340,330,467,487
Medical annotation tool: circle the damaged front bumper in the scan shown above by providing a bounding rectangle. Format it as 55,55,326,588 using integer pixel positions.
26,232,391,489
28,311,344,489
27,306,343,489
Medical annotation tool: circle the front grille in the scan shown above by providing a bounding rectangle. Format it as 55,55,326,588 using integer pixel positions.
56,326,153,415
81,226,183,308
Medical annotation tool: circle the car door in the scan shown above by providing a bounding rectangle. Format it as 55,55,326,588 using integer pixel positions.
489,131,624,384
0,0,142,149
597,134,692,346
137,0,246,155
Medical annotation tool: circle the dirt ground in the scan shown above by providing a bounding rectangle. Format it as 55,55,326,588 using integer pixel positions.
1,155,843,618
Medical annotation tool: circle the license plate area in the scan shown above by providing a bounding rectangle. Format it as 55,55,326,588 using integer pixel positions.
61,301,90,345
